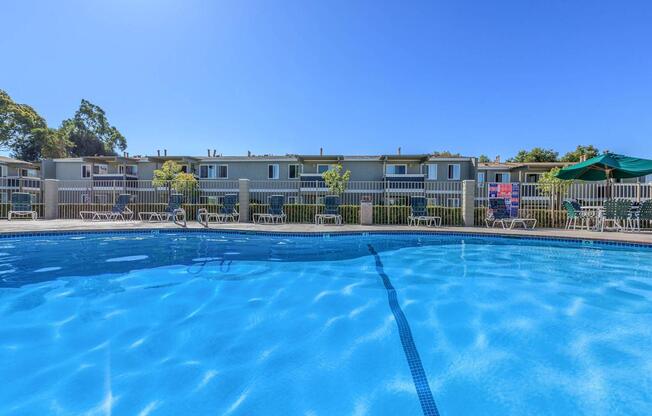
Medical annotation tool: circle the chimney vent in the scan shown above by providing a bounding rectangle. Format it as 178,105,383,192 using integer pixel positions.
207,149,211,157
247,150,251,157
164,149,167,156
157,150,160,157
212,149,217,157
398,147,401,155
320,147,323,156
495,155,501,163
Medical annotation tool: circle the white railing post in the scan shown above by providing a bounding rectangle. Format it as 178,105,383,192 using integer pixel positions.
462,180,475,227
43,179,59,219
239,178,250,222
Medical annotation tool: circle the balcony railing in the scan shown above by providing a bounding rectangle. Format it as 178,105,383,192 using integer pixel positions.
0,176,41,189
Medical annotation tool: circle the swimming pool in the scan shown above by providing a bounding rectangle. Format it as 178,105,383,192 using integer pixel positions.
1,231,651,415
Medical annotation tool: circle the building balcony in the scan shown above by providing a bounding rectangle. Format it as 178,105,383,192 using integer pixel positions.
384,174,425,192
92,174,139,181
0,176,41,190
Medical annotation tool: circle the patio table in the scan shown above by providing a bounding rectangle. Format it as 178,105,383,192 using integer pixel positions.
580,206,603,231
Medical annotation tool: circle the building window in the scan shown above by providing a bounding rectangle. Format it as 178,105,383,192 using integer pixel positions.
386,164,407,175
288,164,300,179
317,164,331,174
287,196,300,204
21,168,39,177
199,165,215,178
525,173,539,183
200,165,228,179
447,164,461,180
477,172,485,183
426,164,437,180
81,164,92,178
118,165,138,175
447,198,461,207
268,164,280,179
0,165,7,177
495,172,510,183
0,192,7,203
93,164,108,175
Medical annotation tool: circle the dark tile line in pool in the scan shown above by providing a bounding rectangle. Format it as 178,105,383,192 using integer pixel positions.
1,227,651,249
367,243,440,416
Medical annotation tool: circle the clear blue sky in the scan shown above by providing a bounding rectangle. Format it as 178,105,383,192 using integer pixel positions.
2,0,651,158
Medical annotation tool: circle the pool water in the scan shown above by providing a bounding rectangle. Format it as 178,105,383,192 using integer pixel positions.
1,232,651,415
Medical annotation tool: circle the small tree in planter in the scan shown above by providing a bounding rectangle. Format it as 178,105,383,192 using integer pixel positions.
152,160,198,201
537,167,571,227
322,164,351,195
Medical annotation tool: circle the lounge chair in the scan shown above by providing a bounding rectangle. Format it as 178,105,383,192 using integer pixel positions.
600,199,632,232
485,198,537,229
562,199,590,230
198,194,239,226
8,192,37,220
315,195,342,225
408,196,441,227
138,193,187,226
80,194,133,221
253,195,286,224
632,200,652,231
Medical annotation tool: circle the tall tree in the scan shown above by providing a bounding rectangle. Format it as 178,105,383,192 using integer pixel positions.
478,154,491,163
61,99,127,156
0,89,47,160
508,147,558,163
560,145,599,162
431,150,462,157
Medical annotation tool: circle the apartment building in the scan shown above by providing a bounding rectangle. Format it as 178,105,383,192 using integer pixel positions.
0,156,41,202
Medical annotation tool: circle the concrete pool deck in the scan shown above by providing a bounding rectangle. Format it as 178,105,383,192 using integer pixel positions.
1,219,652,245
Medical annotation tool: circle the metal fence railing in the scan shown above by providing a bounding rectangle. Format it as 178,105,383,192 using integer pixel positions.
4,177,650,227
474,181,652,228
0,177,44,219
55,180,464,225
58,180,240,220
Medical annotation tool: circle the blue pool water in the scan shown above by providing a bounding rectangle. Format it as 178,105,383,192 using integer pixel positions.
1,232,651,415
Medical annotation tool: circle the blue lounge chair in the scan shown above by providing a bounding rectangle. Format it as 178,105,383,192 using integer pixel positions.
80,194,133,221
198,194,239,226
408,196,441,227
8,192,37,220
485,198,537,229
254,195,286,224
315,195,342,225
139,193,186,226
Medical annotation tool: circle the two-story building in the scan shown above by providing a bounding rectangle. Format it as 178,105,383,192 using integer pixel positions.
0,155,41,203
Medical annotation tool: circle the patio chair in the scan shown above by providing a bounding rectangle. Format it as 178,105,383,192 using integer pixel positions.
198,194,239,226
315,195,342,225
80,194,134,221
138,193,186,226
562,199,590,230
485,198,537,229
600,199,632,232
633,200,652,231
253,195,286,224
8,192,37,220
408,196,441,227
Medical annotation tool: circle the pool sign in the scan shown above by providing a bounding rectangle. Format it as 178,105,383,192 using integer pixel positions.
488,183,520,217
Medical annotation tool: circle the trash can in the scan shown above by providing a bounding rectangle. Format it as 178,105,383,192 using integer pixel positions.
360,196,373,225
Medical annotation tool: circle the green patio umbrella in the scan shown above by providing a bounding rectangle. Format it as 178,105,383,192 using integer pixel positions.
555,152,652,181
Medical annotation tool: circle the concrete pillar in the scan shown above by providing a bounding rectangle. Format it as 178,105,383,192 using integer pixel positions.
43,179,59,220
462,180,476,227
360,200,373,225
238,179,250,222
